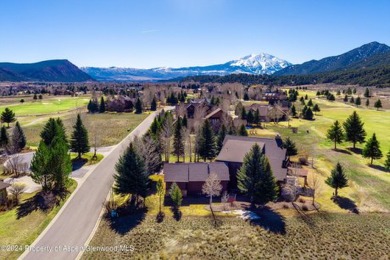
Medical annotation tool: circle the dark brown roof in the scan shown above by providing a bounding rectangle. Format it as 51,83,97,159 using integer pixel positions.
216,135,287,181
164,162,230,183
0,181,10,190
204,108,222,119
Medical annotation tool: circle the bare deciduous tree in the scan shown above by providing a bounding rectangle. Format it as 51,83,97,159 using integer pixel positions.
307,171,322,206
9,182,26,205
133,135,162,175
202,172,222,226
161,116,173,162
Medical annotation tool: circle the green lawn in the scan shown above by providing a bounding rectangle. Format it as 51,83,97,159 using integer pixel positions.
0,96,89,116
0,179,77,259
70,152,104,166
258,90,390,212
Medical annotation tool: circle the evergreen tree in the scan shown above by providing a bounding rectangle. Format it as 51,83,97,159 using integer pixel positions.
283,137,298,159
352,88,357,94
114,144,149,206
291,105,297,117
172,118,184,162
374,99,382,110
40,118,67,146
216,124,227,153
384,150,390,172
313,104,320,114
365,99,370,107
349,96,355,104
182,115,188,128
347,87,352,95
304,107,314,120
364,88,370,98
307,99,313,107
71,114,90,159
343,111,366,149
0,126,9,148
305,94,308,100
246,110,254,124
151,97,157,111
135,98,143,114
327,120,344,150
253,108,260,126
237,143,278,204
302,105,307,117
169,182,183,208
11,121,26,152
355,96,361,106
343,95,348,102
150,117,159,137
33,93,38,100
1,107,16,128
243,92,249,101
238,124,248,136
31,141,52,191
198,120,217,161
300,96,305,105
241,107,247,120
362,133,383,165
99,96,106,113
326,162,348,197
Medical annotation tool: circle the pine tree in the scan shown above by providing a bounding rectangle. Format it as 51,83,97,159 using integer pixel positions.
241,107,247,120
355,96,361,106
253,108,260,126
305,94,308,100
291,105,297,117
237,143,278,204
304,107,314,120
313,104,320,114
33,93,38,100
40,118,67,146
384,150,390,172
343,111,366,149
198,120,217,161
169,182,182,208
99,96,106,113
135,98,143,114
343,95,348,102
114,143,149,206
364,88,370,98
365,99,370,107
349,96,355,104
307,99,313,107
246,110,254,124
50,137,72,191
151,97,157,111
11,121,26,152
243,92,249,101
1,107,16,128
374,99,382,110
327,120,344,150
216,124,227,153
326,162,348,197
182,115,187,128
238,124,248,136
31,141,52,191
362,133,383,165
0,126,9,148
172,118,184,162
283,137,298,159
71,114,90,159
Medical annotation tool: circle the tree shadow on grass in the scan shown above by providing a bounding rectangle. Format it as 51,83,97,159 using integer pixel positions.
333,196,359,214
171,207,182,221
347,147,363,155
368,164,389,173
17,190,68,219
109,208,147,235
251,206,286,234
334,148,352,155
71,158,87,171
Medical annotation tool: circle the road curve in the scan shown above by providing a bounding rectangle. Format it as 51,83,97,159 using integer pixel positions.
20,110,163,260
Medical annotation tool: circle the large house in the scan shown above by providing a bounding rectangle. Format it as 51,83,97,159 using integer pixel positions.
216,135,288,191
164,162,229,196
247,103,290,122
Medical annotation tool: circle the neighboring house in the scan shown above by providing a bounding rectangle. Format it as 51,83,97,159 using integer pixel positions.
204,108,229,131
183,98,212,119
261,91,287,102
164,162,229,196
216,135,288,191
0,181,10,205
247,103,290,122
106,95,134,112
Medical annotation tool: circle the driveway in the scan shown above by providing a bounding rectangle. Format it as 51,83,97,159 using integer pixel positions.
20,109,168,260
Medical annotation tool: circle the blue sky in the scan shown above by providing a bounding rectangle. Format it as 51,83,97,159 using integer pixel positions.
1,0,389,68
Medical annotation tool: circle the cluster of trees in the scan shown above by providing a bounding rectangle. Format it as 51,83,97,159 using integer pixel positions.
0,108,27,156
166,91,186,105
33,93,43,100
327,111,386,165
87,96,106,113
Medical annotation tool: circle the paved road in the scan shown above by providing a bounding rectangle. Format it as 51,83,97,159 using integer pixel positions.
20,110,162,260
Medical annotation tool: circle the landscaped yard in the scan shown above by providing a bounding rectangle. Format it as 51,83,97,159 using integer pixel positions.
0,179,77,259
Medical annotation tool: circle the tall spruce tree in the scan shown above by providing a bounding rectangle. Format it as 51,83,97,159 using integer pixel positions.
216,124,227,153
355,96,361,106
1,107,16,128
31,141,52,191
151,98,157,111
283,137,298,159
291,105,297,117
237,143,278,204
362,133,383,165
247,110,254,124
0,126,9,148
50,137,72,191
11,121,26,152
172,118,184,162
364,88,370,98
327,120,344,150
384,150,390,172
135,98,143,114
326,162,348,197
71,114,90,159
253,108,260,126
198,119,217,161
99,96,106,113
41,118,67,146
374,99,382,110
114,143,149,206
238,124,248,136
343,111,366,149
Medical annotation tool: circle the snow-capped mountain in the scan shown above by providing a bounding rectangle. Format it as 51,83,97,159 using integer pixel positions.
81,53,291,81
